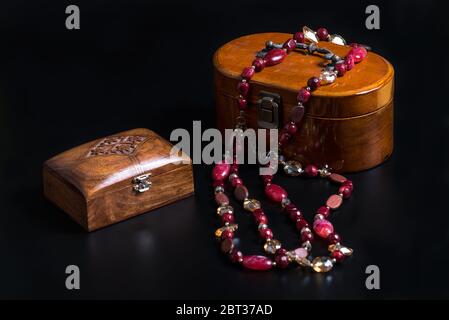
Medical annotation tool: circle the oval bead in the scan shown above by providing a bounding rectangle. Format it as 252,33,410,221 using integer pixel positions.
265,184,288,202
294,247,308,259
312,256,333,273
212,163,231,181
328,173,347,184
242,255,273,271
348,46,367,63
215,193,229,206
234,184,249,201
241,66,255,79
237,81,249,96
290,105,305,123
313,219,334,238
264,49,287,66
326,194,343,209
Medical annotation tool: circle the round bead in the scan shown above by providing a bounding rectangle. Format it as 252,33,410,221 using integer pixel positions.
335,63,347,77
304,164,318,177
294,31,305,43
348,46,367,63
259,228,273,239
338,185,352,199
241,66,255,79
317,206,330,218
254,211,268,225
252,58,266,72
230,249,243,263
283,38,297,52
301,231,314,242
265,184,288,202
288,208,302,221
212,163,231,181
284,122,297,135
327,233,341,244
342,180,353,191
262,175,273,185
275,252,290,268
230,177,243,187
326,194,343,209
345,55,355,70
290,105,305,123
230,163,239,173
237,81,249,96
242,255,273,271
297,87,311,103
331,250,345,263
307,77,321,91
296,219,309,230
237,98,247,110
316,27,329,41
313,219,334,238
234,184,249,201
221,213,235,224
221,229,234,239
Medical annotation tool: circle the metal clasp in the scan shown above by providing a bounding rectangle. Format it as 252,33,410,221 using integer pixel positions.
133,173,152,193
257,91,282,129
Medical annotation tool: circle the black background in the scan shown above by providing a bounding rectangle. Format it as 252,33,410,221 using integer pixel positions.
1,0,448,299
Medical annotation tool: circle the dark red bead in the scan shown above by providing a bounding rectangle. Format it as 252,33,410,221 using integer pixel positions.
254,212,268,225
304,164,318,177
275,252,290,268
296,219,309,230
259,228,273,239
241,66,255,79
279,132,290,145
307,77,321,91
222,213,235,224
212,181,224,188
348,46,367,63
327,233,341,244
262,175,273,185
230,163,239,173
301,231,314,242
317,206,330,218
297,87,311,103
294,31,305,43
284,204,296,212
284,122,297,135
215,193,229,206
316,27,329,41
331,250,345,263
338,185,352,199
335,63,347,77
345,55,355,70
230,177,243,187
230,249,243,263
342,180,353,191
237,81,249,96
221,229,234,239
283,38,297,53
252,58,266,72
265,184,288,202
276,248,287,256
238,98,247,110
288,208,302,221
212,163,231,181
264,48,287,66
290,105,305,123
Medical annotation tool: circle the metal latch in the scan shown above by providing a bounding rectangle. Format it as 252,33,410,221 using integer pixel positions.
257,91,282,129
133,173,152,193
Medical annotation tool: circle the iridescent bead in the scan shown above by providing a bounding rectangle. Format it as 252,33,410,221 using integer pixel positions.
313,219,334,238
312,256,333,272
319,70,337,84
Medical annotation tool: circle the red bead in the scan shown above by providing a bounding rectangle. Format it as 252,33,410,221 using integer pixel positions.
316,27,329,41
288,208,302,221
290,105,305,123
241,66,255,79
242,255,273,271
301,231,314,242
283,38,297,52
222,213,235,224
284,122,297,135
296,219,309,230
264,49,287,66
238,98,247,110
297,87,311,103
348,46,367,63
342,180,353,192
221,229,234,239
317,206,330,218
279,132,290,145
212,181,224,188
275,252,290,268
331,250,345,263
230,177,243,187
215,193,229,206
327,233,341,244
259,228,273,239
294,31,305,43
339,185,352,199
335,63,347,77
230,163,239,173
237,81,249,96
284,204,296,212
345,55,355,70
230,249,243,263
265,184,288,202
254,212,268,225
304,164,318,177
313,219,334,238
212,163,231,181
252,58,266,72
307,77,321,90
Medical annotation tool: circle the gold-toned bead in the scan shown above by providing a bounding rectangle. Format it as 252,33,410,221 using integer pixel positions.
214,227,225,238
328,244,353,256
312,256,333,273
263,239,282,254
296,257,312,268
217,205,233,216
243,199,261,212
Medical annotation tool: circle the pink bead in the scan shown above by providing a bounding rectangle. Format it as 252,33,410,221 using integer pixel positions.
304,164,318,177
284,122,297,135
294,31,305,43
212,163,231,181
317,206,330,218
264,49,287,66
326,194,343,209
345,55,355,70
259,228,273,239
307,77,321,91
316,27,329,41
294,247,308,259
329,173,347,184
339,185,352,199
221,213,234,224
275,252,290,268
297,87,311,103
237,81,249,96
296,219,309,230
348,46,367,63
313,219,334,238
327,233,341,244
335,63,347,77
252,58,266,72
283,38,297,53
242,255,273,271
265,184,287,202
238,98,247,110
241,66,255,79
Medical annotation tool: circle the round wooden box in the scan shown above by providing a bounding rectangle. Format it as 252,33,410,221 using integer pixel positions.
213,32,394,172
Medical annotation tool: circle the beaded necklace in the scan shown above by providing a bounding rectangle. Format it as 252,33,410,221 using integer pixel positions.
212,27,368,272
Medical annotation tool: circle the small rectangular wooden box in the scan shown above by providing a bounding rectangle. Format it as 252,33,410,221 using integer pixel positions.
214,33,394,172
43,128,194,231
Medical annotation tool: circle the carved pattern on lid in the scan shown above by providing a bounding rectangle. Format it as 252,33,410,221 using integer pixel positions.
86,135,147,158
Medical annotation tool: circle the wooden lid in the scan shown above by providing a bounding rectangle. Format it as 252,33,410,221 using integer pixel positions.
214,32,394,118
44,128,190,199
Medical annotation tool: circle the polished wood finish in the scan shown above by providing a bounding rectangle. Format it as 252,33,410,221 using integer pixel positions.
213,32,394,172
43,128,194,231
